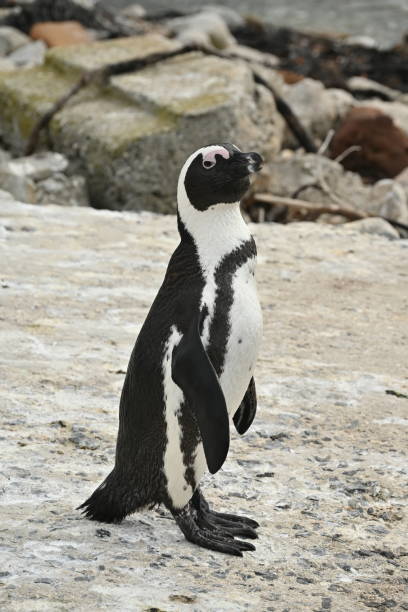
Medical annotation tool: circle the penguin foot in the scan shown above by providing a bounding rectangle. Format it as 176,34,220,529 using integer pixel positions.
192,488,259,534
172,503,256,557
195,508,258,540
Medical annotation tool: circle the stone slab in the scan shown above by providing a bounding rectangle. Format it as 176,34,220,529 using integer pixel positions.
0,35,283,213
0,198,407,611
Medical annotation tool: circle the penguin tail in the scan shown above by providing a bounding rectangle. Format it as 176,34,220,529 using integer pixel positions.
77,470,139,524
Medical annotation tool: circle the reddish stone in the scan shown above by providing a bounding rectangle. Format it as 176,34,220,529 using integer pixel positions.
278,70,304,84
30,21,93,48
330,106,408,180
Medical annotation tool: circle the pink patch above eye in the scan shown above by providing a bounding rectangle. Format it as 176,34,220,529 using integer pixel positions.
202,146,230,164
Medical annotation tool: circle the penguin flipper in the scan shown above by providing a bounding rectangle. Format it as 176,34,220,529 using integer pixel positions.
233,377,257,435
171,315,229,475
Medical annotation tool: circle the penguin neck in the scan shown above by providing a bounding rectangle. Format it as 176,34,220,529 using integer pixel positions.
177,198,251,273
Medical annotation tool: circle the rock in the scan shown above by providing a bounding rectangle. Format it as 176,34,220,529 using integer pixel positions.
30,21,94,47
343,35,378,48
2,175,37,203
1,152,68,181
361,100,408,135
369,179,408,224
254,152,369,210
36,173,89,207
166,10,236,50
0,25,30,56
250,151,408,225
8,40,46,67
278,70,304,85
0,151,88,206
249,64,286,96
0,56,15,71
115,5,157,38
330,107,408,179
0,146,10,164
200,5,244,30
229,43,279,68
347,77,402,102
282,78,354,146
0,34,283,213
118,3,146,20
395,167,408,201
345,218,399,240
0,167,36,202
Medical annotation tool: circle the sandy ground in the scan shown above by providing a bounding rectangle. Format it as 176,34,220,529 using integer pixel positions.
0,198,407,611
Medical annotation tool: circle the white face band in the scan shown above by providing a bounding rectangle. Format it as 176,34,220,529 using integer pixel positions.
202,146,230,169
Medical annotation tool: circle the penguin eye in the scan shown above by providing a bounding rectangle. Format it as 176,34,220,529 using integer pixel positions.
202,159,216,170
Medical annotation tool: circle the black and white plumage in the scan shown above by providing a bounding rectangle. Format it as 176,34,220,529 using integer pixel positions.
79,143,263,556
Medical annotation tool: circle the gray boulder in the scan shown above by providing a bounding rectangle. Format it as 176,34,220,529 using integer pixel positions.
0,152,89,206
0,34,284,213
347,76,404,102
166,10,236,50
369,179,408,225
282,78,355,146
345,217,399,240
7,40,46,68
0,25,30,56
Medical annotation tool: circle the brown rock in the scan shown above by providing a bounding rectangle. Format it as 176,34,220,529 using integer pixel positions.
30,21,94,47
278,70,304,84
330,106,408,180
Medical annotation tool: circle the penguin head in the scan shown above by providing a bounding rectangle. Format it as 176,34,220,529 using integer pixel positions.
178,143,263,211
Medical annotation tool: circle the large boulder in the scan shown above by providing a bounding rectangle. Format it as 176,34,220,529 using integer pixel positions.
0,34,283,213
281,78,354,146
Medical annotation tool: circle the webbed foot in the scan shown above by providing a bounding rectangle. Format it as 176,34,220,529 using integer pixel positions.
191,488,259,538
172,496,256,557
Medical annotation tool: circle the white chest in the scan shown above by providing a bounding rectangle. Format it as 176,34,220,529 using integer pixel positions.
218,257,263,414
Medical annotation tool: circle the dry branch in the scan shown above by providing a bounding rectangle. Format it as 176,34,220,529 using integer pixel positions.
254,192,408,234
254,192,368,221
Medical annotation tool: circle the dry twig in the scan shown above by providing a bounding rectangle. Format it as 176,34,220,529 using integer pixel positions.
334,145,362,164
254,192,408,235
254,192,368,221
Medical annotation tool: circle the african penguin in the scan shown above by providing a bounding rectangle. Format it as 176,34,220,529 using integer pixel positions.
78,143,263,556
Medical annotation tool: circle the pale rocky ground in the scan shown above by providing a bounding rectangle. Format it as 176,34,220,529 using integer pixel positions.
0,197,407,611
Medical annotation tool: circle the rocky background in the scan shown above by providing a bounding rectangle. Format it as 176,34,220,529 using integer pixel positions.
0,1,407,611
0,0,407,228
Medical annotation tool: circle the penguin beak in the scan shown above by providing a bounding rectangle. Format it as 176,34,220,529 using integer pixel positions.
243,151,263,174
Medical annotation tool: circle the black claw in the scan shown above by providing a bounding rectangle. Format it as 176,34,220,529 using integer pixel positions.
191,488,260,532
223,525,259,539
210,510,260,529
172,500,256,557
235,539,256,552
199,516,258,541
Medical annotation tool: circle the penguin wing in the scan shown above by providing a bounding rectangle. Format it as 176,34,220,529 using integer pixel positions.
171,313,229,475
233,377,257,435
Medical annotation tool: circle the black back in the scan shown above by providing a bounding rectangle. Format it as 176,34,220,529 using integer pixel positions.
115,219,255,503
